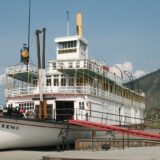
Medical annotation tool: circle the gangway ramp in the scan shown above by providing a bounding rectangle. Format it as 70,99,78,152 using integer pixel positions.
68,120,160,141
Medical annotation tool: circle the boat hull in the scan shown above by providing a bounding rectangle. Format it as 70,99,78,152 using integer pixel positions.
0,117,90,149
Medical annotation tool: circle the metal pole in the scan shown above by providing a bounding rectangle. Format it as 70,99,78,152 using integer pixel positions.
36,29,43,119
66,10,70,36
127,127,129,148
27,0,31,53
119,107,121,126
131,75,140,93
124,71,132,89
91,131,96,152
130,75,135,90
42,28,46,69
92,130,94,152
115,65,123,80
35,30,41,69
123,132,124,150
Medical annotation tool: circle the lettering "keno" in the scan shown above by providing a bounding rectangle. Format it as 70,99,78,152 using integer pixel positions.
1,124,19,130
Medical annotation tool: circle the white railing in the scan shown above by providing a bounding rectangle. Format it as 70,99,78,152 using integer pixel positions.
6,64,38,75
5,86,38,97
51,59,122,85
5,85,144,108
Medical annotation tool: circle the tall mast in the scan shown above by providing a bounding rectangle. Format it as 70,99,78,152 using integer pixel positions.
42,28,46,69
35,29,47,120
28,0,31,52
36,30,41,69
66,10,70,36
36,29,42,119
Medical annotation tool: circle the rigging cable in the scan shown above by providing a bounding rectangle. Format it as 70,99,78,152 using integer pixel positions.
28,0,31,52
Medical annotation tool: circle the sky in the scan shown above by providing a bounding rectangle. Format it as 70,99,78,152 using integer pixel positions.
0,0,160,85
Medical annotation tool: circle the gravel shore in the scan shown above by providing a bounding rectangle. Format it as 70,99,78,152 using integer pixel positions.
0,146,160,160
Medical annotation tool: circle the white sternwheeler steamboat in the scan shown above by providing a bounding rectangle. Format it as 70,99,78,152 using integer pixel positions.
0,13,145,149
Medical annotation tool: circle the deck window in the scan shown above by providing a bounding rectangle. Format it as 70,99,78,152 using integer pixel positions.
76,61,80,68
79,102,84,110
58,41,77,49
61,75,66,86
46,76,51,86
80,40,86,52
53,75,59,86
33,79,37,87
54,79,59,86
110,85,113,93
69,62,73,68
69,77,74,86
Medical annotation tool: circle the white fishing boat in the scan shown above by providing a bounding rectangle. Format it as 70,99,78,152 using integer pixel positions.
0,12,145,149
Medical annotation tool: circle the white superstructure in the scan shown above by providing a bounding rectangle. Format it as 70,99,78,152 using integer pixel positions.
1,12,145,149
5,13,145,124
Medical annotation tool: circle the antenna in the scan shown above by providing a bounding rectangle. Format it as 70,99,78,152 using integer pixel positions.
28,0,31,52
66,10,70,36
42,28,46,69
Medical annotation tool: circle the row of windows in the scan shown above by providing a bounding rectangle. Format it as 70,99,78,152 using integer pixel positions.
46,75,74,86
8,103,34,111
58,49,77,54
8,103,34,108
103,82,144,102
19,106,34,110
46,74,144,103
51,61,80,69
58,41,87,52
58,41,77,49
19,103,34,107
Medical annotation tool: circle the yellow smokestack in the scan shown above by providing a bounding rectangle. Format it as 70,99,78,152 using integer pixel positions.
76,12,83,37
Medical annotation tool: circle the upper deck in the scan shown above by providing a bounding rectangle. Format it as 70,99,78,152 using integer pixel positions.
49,58,122,85
6,64,38,83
